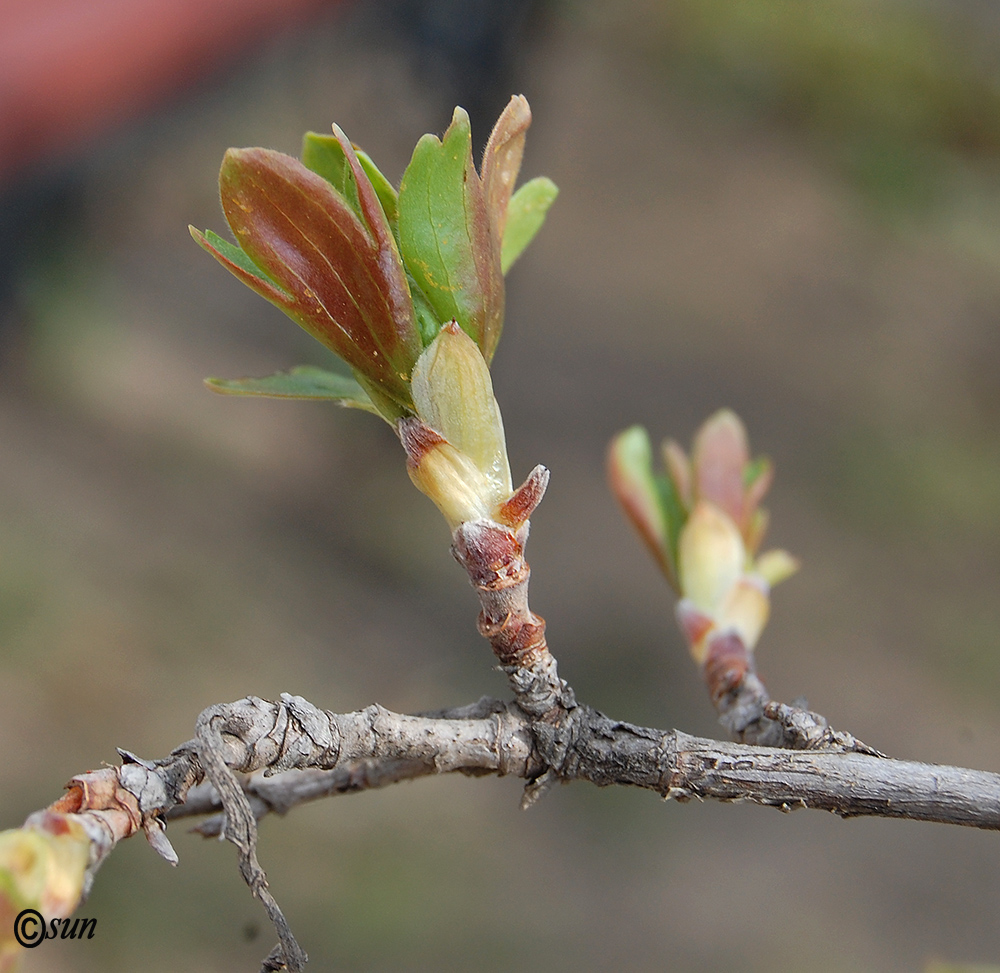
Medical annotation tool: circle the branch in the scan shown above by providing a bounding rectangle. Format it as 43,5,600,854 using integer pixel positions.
160,693,1000,831
15,691,1000,971
173,698,509,837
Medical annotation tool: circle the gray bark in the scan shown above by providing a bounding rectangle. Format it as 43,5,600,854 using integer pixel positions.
157,693,1000,833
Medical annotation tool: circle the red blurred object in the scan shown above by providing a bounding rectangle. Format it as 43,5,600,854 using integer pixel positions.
0,0,346,183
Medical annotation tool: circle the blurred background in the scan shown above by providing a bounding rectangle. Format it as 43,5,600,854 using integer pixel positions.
3,0,1000,970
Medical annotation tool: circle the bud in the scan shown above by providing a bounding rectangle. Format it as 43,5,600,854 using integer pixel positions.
197,100,558,429
611,411,798,665
402,421,500,529
405,322,512,528
677,501,745,616
675,503,775,664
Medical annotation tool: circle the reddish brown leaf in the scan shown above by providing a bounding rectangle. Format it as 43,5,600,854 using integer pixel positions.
691,409,749,530
481,94,531,243
219,147,420,408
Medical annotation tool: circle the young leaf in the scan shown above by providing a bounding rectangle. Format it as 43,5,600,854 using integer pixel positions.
301,136,400,234
662,439,693,508
755,548,800,587
408,275,444,346
608,427,674,585
197,228,281,288
330,122,409,307
398,107,504,362
655,460,687,588
190,225,291,304
692,409,750,530
501,177,559,274
356,148,399,228
205,366,380,414
216,146,421,409
481,94,531,242
743,455,774,524
301,132,362,216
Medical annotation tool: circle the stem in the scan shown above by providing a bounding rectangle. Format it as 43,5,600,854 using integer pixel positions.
156,694,1000,832
702,631,880,753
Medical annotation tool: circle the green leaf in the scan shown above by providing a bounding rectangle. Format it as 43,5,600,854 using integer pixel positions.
200,229,281,288
301,132,362,216
301,135,400,235
501,177,558,274
205,366,380,414
190,225,293,308
398,107,503,362
408,275,444,346
655,466,686,589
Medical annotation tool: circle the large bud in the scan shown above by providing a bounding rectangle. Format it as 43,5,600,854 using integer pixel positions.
402,322,513,529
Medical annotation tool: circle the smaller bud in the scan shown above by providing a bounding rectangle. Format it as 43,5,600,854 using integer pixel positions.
611,411,797,668
676,501,775,664
678,501,745,615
